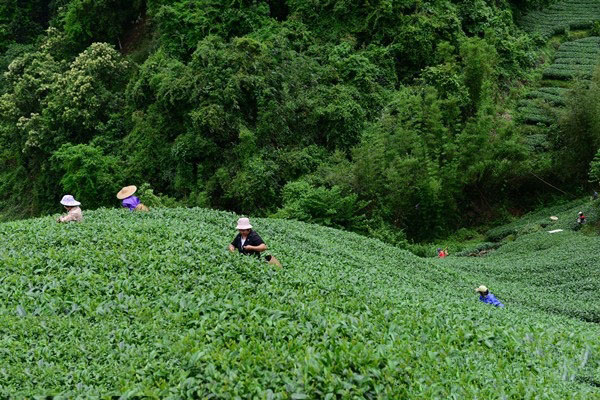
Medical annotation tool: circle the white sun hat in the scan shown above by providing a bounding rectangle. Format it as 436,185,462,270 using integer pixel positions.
236,217,252,230
475,285,488,293
60,195,81,207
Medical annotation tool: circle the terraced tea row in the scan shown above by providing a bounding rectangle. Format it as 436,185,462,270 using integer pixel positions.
520,0,600,38
518,37,600,125
543,37,600,80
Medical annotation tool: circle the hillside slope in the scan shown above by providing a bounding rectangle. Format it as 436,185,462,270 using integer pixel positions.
0,206,598,397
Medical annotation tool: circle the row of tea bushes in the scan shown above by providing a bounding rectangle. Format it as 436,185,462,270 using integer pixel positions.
0,207,599,397
520,0,600,39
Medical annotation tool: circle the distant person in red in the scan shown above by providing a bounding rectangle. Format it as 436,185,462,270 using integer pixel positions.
437,248,448,258
577,211,586,225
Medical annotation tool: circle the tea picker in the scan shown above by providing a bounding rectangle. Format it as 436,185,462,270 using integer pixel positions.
57,195,83,223
117,185,149,212
229,217,267,258
437,247,448,258
475,285,504,307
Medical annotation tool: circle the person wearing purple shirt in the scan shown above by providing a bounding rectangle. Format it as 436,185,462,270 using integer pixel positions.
116,185,149,211
475,285,504,307
122,195,141,211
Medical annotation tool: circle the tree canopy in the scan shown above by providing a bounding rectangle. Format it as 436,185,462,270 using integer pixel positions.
0,0,598,242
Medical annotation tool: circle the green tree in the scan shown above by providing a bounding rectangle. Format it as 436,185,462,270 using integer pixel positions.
590,149,600,185
61,0,144,48
51,143,122,209
460,37,497,115
273,180,367,231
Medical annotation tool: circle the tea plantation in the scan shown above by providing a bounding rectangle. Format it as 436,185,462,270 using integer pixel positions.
520,0,600,38
1,206,599,398
518,36,600,125
543,37,600,80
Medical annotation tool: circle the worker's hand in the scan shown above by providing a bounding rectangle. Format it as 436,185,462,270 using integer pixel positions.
244,245,254,251
228,244,236,252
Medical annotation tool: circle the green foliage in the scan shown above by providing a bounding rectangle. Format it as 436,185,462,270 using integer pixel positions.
137,182,179,208
51,143,122,209
273,180,367,231
0,0,595,243
148,0,271,56
0,39,131,215
520,0,600,38
61,0,144,47
460,37,498,114
0,0,49,51
542,37,600,80
589,148,600,184
0,207,599,396
485,199,594,241
554,67,600,181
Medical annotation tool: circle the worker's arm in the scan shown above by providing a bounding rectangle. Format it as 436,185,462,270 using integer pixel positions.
244,243,267,252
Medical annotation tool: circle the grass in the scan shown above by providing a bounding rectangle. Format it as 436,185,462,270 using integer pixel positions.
0,205,599,397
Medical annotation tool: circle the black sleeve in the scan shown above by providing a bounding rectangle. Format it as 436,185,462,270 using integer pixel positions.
248,232,264,246
231,234,241,247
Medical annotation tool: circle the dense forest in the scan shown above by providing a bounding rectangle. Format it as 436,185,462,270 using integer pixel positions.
1,0,599,242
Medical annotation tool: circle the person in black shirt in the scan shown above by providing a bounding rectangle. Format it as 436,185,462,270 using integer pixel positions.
228,217,267,257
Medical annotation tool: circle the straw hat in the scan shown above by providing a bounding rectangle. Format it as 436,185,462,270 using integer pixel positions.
236,217,252,230
475,285,488,294
117,185,137,200
60,195,81,207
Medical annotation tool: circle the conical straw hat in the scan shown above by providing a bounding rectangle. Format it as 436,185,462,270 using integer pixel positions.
117,185,137,200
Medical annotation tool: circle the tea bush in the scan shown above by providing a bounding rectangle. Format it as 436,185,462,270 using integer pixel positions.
0,207,599,397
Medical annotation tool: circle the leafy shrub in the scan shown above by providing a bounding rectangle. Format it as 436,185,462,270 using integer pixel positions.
61,0,144,47
51,143,122,209
589,148,600,184
136,182,179,208
272,180,367,232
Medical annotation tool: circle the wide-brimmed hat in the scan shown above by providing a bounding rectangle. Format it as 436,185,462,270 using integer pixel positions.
475,285,488,294
60,195,81,207
236,217,252,230
117,185,137,200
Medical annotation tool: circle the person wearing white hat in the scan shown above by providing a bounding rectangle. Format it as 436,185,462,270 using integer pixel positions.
117,185,148,212
228,217,267,257
57,195,83,223
475,285,504,307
